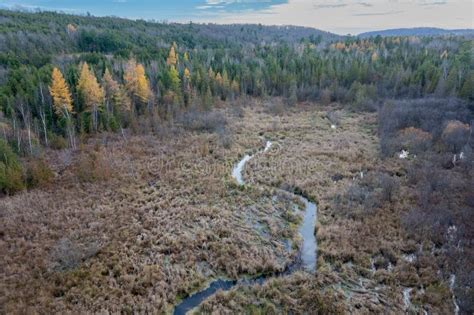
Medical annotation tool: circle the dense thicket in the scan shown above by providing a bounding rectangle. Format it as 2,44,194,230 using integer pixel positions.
378,98,473,313
0,9,473,182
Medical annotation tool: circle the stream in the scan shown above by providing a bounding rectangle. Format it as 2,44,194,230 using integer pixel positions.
174,140,317,314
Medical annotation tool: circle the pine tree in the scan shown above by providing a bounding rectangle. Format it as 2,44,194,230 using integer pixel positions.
203,85,213,110
168,66,181,93
287,79,297,106
230,80,240,100
208,67,216,94
221,70,230,100
77,62,104,131
183,68,192,107
459,71,474,100
222,69,230,88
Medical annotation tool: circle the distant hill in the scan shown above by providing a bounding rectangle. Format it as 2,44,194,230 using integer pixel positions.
0,9,340,49
358,27,474,38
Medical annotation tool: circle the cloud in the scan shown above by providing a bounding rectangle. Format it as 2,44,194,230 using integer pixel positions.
0,2,77,12
3,0,472,35
314,4,348,9
419,1,447,6
353,10,404,16
195,0,287,13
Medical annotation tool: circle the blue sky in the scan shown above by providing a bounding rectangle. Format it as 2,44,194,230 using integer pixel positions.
0,0,287,19
0,0,472,34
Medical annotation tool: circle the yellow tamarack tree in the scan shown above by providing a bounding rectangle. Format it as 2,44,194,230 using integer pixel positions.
184,67,191,81
77,62,104,131
103,68,131,114
166,42,178,67
123,58,151,111
49,67,76,148
135,64,151,105
49,67,73,116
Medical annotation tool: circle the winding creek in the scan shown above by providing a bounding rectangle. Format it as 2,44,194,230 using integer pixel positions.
174,140,317,314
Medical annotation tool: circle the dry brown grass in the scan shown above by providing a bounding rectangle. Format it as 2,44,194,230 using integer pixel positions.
1,114,300,314
1,102,456,314
198,103,453,314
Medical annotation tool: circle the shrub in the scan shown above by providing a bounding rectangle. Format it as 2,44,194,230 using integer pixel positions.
49,133,68,150
441,120,470,153
320,88,331,105
230,105,244,118
179,110,227,133
326,111,341,126
378,98,472,156
349,82,377,111
25,158,54,188
377,173,399,202
397,127,432,153
217,127,233,149
0,139,24,194
264,98,286,116
49,238,100,271
74,150,111,182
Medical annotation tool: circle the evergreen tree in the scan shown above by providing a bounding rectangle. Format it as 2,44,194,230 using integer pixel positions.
459,71,474,100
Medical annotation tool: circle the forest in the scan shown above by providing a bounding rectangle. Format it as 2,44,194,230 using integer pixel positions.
0,8,473,315
1,10,472,167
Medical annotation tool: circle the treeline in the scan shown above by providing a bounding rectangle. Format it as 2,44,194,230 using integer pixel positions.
0,9,335,67
0,9,473,194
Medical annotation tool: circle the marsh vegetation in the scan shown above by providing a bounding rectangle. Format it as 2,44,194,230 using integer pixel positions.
0,8,473,315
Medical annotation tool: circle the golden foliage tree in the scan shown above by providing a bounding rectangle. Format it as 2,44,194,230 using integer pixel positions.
135,64,151,105
184,68,191,80
49,67,73,117
66,23,77,34
77,62,104,131
215,72,223,86
371,52,379,62
166,43,178,67
49,67,75,148
77,62,104,109
124,59,151,110
103,68,131,114
208,67,215,80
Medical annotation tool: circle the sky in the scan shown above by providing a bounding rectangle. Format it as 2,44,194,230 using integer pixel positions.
0,0,473,34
